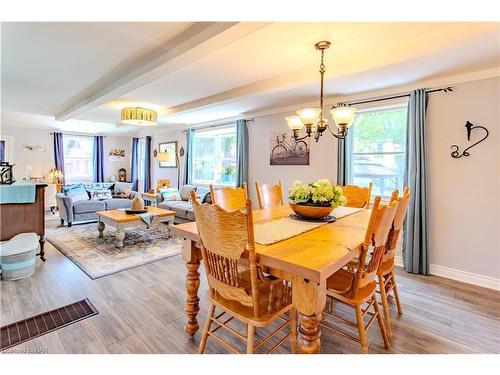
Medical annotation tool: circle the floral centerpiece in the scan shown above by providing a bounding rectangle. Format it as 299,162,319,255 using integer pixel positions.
288,179,346,219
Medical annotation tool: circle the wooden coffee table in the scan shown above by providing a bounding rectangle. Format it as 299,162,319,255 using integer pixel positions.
96,206,175,248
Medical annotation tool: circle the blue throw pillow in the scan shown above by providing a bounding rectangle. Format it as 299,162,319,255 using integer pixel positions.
62,183,85,194
161,188,181,201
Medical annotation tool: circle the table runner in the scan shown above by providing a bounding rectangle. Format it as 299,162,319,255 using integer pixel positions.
0,181,36,204
254,206,364,245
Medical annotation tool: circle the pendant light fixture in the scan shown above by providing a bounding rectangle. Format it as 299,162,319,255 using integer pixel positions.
285,41,357,142
120,107,158,126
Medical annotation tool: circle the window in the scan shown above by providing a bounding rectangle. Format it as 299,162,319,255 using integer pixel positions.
63,135,94,184
348,104,407,198
190,125,237,186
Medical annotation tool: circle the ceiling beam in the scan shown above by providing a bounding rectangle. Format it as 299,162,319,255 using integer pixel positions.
55,22,268,121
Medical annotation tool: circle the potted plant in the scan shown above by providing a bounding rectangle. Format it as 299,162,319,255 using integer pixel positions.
221,165,236,184
288,179,346,219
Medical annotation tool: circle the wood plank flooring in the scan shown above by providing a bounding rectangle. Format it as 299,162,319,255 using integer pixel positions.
1,221,499,354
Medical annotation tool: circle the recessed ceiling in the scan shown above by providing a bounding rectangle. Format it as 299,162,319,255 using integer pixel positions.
2,22,499,134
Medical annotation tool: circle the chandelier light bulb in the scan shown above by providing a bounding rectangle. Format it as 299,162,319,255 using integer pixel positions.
296,108,321,125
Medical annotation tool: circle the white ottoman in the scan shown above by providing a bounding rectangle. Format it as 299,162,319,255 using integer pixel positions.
0,233,39,280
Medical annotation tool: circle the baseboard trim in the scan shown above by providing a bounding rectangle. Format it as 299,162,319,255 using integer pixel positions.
394,256,500,291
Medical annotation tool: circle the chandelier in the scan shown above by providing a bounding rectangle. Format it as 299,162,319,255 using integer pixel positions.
285,41,357,142
121,107,157,126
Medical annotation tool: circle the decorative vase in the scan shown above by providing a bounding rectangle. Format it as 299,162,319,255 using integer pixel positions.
131,195,145,211
289,202,334,219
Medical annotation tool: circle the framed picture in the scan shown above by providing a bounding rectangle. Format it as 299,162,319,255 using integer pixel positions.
270,132,310,165
159,141,178,168
109,149,125,161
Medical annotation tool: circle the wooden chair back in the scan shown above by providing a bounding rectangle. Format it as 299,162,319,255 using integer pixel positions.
350,196,398,297
191,191,262,318
341,182,373,209
382,186,411,264
156,179,171,192
255,181,284,209
209,182,248,211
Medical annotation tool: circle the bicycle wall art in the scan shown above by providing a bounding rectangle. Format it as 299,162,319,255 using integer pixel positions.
270,132,310,165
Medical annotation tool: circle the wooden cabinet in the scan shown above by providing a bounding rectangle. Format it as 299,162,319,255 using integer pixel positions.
0,184,47,260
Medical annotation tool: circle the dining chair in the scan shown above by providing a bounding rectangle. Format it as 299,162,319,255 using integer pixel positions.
156,178,171,192
209,182,248,211
255,180,284,209
321,196,398,353
377,186,410,337
340,182,373,209
191,191,297,354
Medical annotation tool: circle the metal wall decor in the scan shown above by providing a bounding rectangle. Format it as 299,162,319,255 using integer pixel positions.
451,121,489,158
0,162,15,184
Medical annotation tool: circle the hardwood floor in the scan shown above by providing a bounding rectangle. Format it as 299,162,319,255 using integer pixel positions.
1,223,499,354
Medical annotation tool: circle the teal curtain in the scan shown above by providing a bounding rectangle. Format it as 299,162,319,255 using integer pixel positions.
236,119,249,187
403,89,429,275
336,135,352,186
184,129,194,185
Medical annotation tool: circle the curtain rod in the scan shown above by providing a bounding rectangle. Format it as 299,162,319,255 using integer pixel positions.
341,86,453,107
49,131,107,138
182,118,254,133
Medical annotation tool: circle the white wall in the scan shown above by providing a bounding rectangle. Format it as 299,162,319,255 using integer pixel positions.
0,125,132,183
248,113,339,202
149,76,500,286
104,135,132,182
426,77,499,280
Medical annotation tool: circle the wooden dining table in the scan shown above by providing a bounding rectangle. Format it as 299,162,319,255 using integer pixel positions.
171,204,371,354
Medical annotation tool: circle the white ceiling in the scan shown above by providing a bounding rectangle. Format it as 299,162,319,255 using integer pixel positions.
2,22,499,134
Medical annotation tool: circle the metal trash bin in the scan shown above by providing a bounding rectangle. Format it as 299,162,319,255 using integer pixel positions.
0,233,39,280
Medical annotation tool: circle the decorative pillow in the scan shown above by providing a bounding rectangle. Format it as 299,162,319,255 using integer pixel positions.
88,189,113,200
62,183,85,194
161,188,182,201
113,182,133,198
180,185,196,201
195,186,210,203
84,182,114,191
66,187,89,203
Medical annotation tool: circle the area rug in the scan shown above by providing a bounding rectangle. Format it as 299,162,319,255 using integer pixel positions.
45,222,181,279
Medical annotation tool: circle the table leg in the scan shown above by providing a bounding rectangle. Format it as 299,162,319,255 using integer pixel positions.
38,237,46,261
185,256,201,337
292,276,326,354
97,219,105,238
115,228,125,248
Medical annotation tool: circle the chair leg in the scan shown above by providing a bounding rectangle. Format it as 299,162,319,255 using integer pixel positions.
290,308,297,354
198,303,215,354
391,272,403,315
372,296,390,350
378,274,392,337
354,304,368,353
246,324,255,354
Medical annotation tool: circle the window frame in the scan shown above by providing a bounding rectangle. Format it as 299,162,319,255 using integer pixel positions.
347,101,408,199
189,124,238,187
63,134,94,184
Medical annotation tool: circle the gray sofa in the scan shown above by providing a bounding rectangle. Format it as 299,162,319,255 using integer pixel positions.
156,185,211,224
56,182,140,227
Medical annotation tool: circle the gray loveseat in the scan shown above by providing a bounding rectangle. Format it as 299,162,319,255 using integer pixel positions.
156,185,211,224
56,182,140,227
